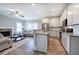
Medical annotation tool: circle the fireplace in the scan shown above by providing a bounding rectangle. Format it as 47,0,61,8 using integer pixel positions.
0,29,12,37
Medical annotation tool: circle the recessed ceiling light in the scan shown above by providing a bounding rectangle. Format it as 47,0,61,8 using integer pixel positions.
52,8,56,12
32,3,36,6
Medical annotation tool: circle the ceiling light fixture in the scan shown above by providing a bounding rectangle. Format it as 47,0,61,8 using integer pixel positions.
9,9,24,17
15,14,19,17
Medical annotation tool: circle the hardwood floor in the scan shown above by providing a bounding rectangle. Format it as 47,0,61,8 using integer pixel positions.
6,37,67,55
48,37,67,55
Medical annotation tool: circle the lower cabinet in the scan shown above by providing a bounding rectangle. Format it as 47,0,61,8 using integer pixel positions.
62,33,70,54
34,34,48,53
62,33,79,55
69,36,79,55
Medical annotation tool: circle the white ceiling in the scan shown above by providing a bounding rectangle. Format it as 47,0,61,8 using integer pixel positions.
0,3,68,21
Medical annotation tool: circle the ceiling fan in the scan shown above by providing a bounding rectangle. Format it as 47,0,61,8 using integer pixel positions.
9,9,24,17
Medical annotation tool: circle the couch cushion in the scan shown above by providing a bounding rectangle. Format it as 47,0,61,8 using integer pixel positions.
0,38,9,43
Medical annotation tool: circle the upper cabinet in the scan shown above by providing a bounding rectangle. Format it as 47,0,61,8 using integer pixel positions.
60,3,79,26
67,4,73,25
73,4,79,25
60,8,67,27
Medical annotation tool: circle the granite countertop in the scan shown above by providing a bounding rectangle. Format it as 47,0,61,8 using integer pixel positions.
70,34,79,37
35,31,49,35
62,32,79,37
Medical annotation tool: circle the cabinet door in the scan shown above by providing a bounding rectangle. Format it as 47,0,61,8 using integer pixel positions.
61,33,65,47
64,34,69,52
67,4,73,25
73,4,79,25
36,35,48,52
63,33,67,50
60,9,67,27
62,33,69,53
66,35,70,53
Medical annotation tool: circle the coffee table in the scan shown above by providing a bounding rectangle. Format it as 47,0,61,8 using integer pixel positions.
11,34,26,42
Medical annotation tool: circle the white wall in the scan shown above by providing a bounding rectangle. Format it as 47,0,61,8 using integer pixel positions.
0,15,24,35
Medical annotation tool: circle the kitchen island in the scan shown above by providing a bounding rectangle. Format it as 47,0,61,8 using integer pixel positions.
34,31,49,53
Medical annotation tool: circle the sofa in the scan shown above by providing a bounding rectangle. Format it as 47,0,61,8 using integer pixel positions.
0,33,12,51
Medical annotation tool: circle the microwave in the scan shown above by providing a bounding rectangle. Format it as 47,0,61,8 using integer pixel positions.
62,18,67,27
66,28,73,33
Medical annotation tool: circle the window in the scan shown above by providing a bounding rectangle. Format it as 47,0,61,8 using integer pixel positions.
32,23,38,30
27,23,33,30
26,23,38,30
16,23,22,33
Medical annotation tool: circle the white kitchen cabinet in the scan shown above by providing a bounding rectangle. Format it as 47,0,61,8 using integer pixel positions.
36,35,48,52
60,8,67,27
34,31,49,53
67,4,73,25
62,33,70,53
73,4,79,25
62,33,67,50
61,33,65,46
60,4,79,26
67,4,79,25
61,32,79,54
69,36,79,55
